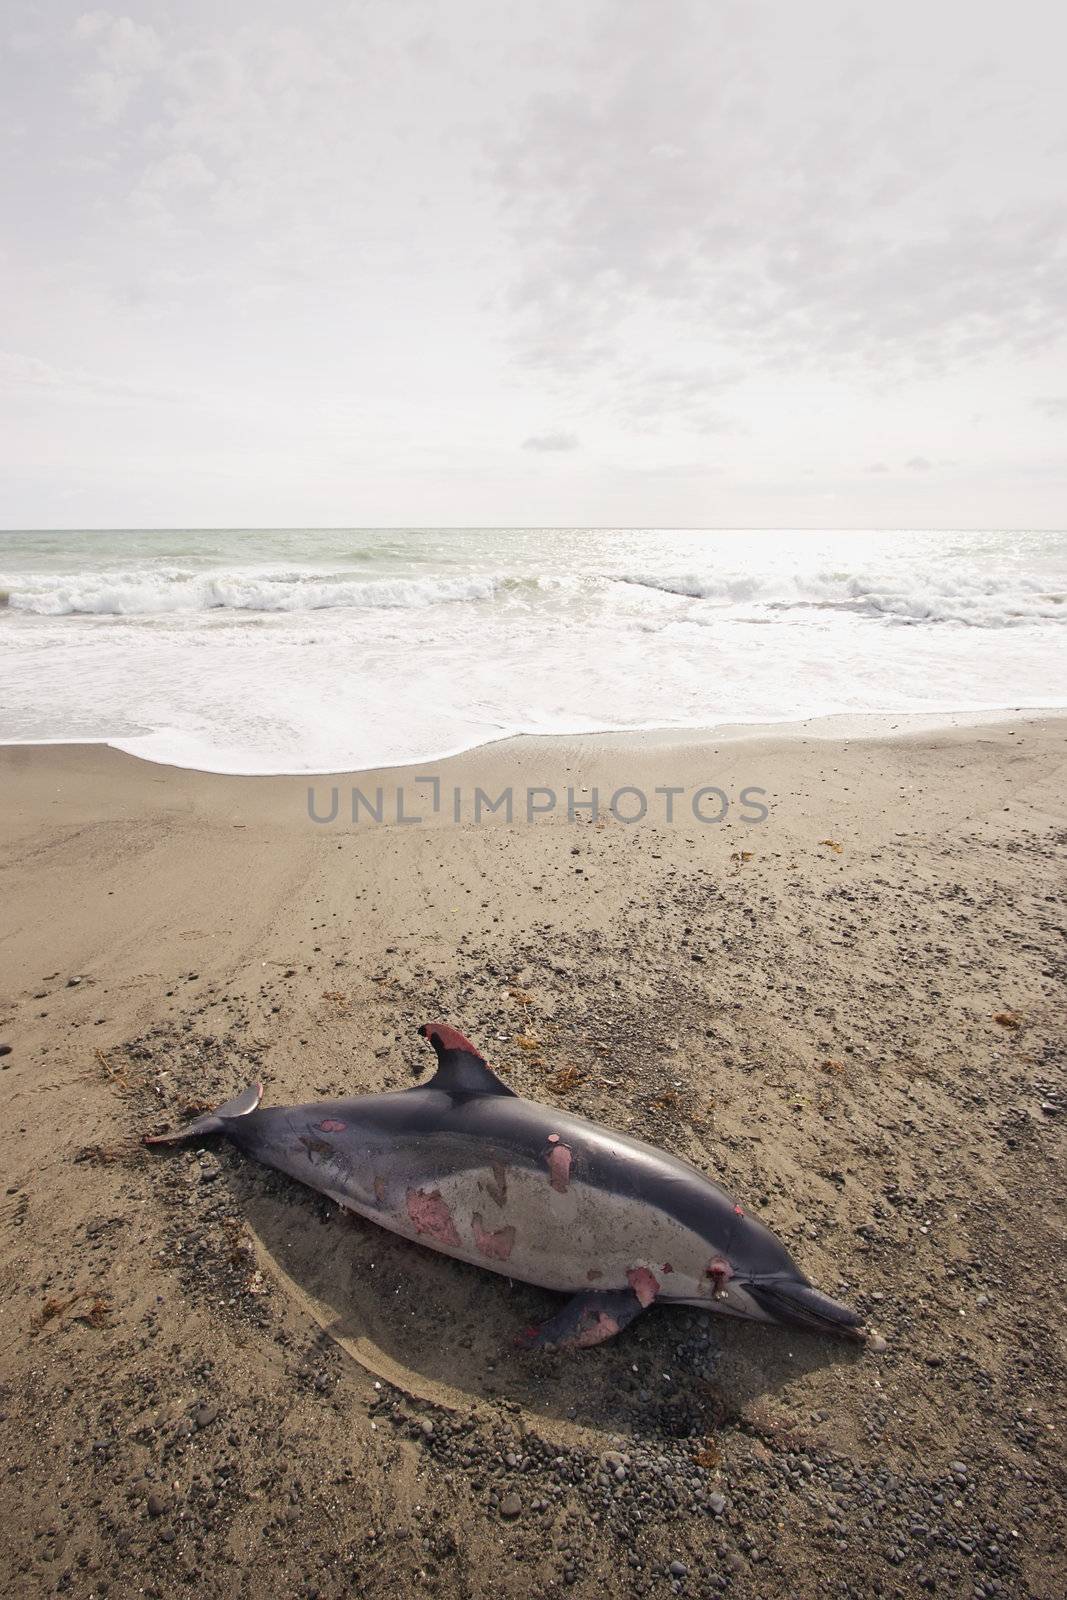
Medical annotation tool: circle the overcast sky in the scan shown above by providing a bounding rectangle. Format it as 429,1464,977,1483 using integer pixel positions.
2,0,1065,529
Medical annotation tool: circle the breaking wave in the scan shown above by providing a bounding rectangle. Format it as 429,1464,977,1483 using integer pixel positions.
5,559,1063,629
615,569,1067,627
1,569,505,617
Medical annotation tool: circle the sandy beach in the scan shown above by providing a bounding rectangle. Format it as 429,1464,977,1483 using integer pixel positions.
0,717,1064,1600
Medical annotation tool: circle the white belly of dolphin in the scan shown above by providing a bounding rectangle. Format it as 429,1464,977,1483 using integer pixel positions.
329,1162,722,1306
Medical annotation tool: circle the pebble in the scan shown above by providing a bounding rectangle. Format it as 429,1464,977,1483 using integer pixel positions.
669,1559,688,1577
195,1404,219,1430
0,1044,11,1057
708,1492,726,1516
499,1493,522,1519
146,1493,166,1518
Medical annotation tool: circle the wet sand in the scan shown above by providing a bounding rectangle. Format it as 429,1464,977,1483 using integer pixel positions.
0,718,1064,1599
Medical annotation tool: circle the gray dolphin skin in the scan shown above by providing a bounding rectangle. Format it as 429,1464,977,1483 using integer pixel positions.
146,1023,878,1351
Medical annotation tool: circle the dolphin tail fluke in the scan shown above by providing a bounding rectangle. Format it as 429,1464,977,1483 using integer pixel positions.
748,1278,870,1342
144,1082,263,1146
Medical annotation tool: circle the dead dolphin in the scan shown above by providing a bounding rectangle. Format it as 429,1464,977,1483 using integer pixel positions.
146,1023,880,1351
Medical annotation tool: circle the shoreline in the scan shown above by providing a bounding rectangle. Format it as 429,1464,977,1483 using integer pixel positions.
2,701,1065,781
1,718,1064,1597
3,713,1064,856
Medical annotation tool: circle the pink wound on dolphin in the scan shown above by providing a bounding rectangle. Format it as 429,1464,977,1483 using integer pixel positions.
319,1119,346,1132
626,1266,661,1307
568,1312,620,1349
547,1142,571,1193
706,1257,733,1294
472,1212,516,1261
406,1188,461,1247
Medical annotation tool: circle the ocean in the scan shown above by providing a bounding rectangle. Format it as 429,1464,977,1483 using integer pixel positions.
1,527,1064,774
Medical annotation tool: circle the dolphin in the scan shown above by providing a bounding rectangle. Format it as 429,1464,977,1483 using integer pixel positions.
146,1023,880,1351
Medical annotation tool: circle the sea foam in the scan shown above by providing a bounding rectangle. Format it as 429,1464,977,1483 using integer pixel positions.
2,569,502,616
1,527,1064,772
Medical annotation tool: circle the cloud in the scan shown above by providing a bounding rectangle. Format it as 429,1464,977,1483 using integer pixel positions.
139,151,217,194
522,430,580,451
608,363,737,433
0,349,178,404
865,461,888,473
8,28,45,57
64,13,372,251
4,3,1065,528
905,455,932,471
71,11,162,123
489,2,1067,427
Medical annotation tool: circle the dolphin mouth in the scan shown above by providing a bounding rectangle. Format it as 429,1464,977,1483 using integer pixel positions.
745,1277,869,1341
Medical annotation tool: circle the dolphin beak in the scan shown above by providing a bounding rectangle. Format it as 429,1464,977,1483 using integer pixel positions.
745,1277,870,1341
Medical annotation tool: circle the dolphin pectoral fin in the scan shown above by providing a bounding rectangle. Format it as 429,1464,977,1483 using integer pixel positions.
514,1289,646,1352
144,1082,263,1145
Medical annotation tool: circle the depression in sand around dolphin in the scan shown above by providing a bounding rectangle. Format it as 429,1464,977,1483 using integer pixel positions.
146,1022,885,1353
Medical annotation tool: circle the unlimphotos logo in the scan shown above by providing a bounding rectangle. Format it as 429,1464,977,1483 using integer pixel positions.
307,777,769,826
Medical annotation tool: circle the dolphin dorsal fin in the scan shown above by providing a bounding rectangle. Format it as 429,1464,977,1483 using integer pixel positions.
428,1051,517,1097
417,1024,517,1098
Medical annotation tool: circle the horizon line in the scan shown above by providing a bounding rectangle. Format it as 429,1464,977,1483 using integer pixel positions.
2,524,1065,536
